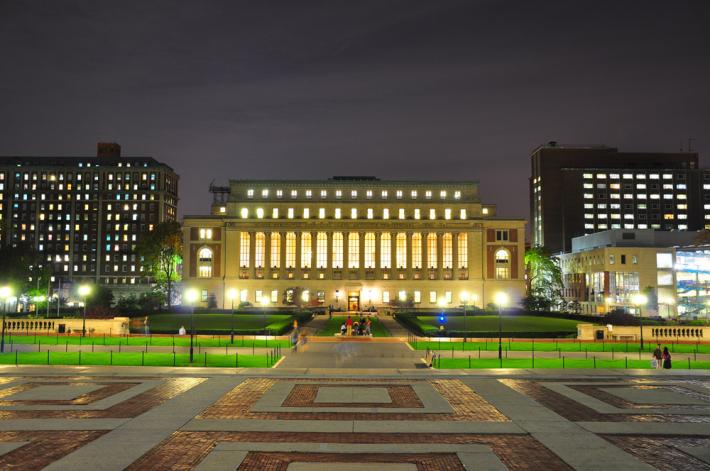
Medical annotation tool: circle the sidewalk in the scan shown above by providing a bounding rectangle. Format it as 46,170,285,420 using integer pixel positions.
378,315,411,337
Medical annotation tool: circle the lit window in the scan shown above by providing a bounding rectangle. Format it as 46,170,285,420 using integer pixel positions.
348,233,359,268
429,209,436,220
482,207,489,215
301,232,312,268
454,191,461,199
240,208,248,219
351,190,357,199
398,208,405,219
286,232,296,268
383,208,390,219
414,209,421,220
429,291,437,303
396,190,403,199
219,206,226,213
247,189,254,198
319,208,325,219
316,232,327,268
427,233,437,268
414,291,421,303
335,208,342,219
584,193,593,199
255,232,265,268
460,209,467,219
444,208,452,220
261,189,269,198
367,208,374,219
364,233,376,268
336,190,342,199
381,190,388,199
495,249,510,279
395,233,407,269
458,233,468,268
351,208,357,219
272,208,279,218
382,291,390,303
663,174,672,179
411,190,418,199
425,191,432,199
366,190,373,199
303,208,310,219
239,232,250,268
442,233,453,268
199,228,213,240
380,233,391,269
197,247,213,278
332,232,343,268
596,173,607,179
320,190,327,198
412,233,422,268
270,233,281,268
398,290,407,302
288,208,294,219
583,173,593,179
291,190,298,198
256,208,264,219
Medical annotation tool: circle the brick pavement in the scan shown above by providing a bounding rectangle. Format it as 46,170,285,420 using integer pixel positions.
0,365,707,470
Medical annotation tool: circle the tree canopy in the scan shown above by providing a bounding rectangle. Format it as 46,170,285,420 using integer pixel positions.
136,221,182,308
524,246,564,311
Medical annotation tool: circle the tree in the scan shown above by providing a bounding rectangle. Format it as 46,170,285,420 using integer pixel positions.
136,221,182,308
0,243,52,301
524,246,564,311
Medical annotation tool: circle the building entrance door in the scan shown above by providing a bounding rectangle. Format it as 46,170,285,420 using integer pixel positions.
348,294,360,311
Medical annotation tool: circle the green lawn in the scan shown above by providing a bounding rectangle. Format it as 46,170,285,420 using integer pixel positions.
318,316,390,337
137,313,295,334
409,315,581,336
0,351,279,368
411,339,710,354
6,334,291,348
434,357,710,369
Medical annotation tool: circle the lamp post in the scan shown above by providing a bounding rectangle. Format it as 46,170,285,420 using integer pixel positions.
632,293,648,350
437,297,447,334
494,292,509,361
185,289,198,363
78,285,91,337
460,291,469,341
260,296,269,335
0,286,13,353
227,288,238,344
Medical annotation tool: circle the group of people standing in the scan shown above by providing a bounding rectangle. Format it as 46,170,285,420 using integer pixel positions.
652,343,672,369
340,315,372,336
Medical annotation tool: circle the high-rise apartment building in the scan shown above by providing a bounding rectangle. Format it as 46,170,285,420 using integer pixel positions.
530,142,701,253
182,177,526,309
0,143,179,285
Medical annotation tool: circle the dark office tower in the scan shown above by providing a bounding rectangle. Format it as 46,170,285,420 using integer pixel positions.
530,142,701,253
0,143,179,285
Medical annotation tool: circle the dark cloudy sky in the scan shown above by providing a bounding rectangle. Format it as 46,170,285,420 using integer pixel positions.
1,0,709,222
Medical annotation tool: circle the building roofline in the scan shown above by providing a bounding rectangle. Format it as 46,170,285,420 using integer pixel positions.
226,178,480,185
0,155,176,173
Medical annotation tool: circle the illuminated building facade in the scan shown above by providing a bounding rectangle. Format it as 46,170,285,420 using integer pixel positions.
182,177,525,309
0,143,179,285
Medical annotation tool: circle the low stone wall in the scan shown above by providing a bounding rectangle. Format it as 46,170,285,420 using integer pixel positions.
577,323,708,342
2,317,130,335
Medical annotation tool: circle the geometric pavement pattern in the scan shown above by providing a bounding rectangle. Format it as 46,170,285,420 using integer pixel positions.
0,369,708,470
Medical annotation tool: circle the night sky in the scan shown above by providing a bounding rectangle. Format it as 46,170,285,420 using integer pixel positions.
1,1,709,221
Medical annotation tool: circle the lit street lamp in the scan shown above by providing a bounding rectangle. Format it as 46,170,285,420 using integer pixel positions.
632,293,648,350
185,289,199,362
0,286,14,353
78,285,91,337
228,288,238,344
494,292,509,362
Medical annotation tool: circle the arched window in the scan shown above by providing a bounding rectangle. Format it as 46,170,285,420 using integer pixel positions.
198,247,213,278
495,249,510,279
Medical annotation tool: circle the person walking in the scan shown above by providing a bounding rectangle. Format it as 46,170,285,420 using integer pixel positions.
652,344,663,369
662,347,672,369
143,316,150,336
345,316,353,336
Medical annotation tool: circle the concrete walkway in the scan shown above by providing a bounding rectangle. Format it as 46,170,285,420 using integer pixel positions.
277,341,425,369
378,315,411,337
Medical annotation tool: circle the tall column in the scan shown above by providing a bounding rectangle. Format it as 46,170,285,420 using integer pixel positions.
279,232,287,276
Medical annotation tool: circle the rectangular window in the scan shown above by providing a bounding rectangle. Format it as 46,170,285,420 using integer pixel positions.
412,233,422,269
239,232,250,268
427,233,437,268
364,233,376,268
270,233,281,268
301,233,312,268
458,233,468,268
429,291,437,303
332,233,343,269
382,291,390,303
396,233,407,269
286,232,296,268
414,291,421,303
255,233,265,268
442,233,453,269
380,233,391,269
495,230,509,241
316,232,327,268
348,233,359,268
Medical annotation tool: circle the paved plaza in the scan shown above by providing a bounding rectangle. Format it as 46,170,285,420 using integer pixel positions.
0,341,708,470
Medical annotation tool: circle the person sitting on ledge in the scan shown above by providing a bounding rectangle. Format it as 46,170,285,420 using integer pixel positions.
340,323,346,336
